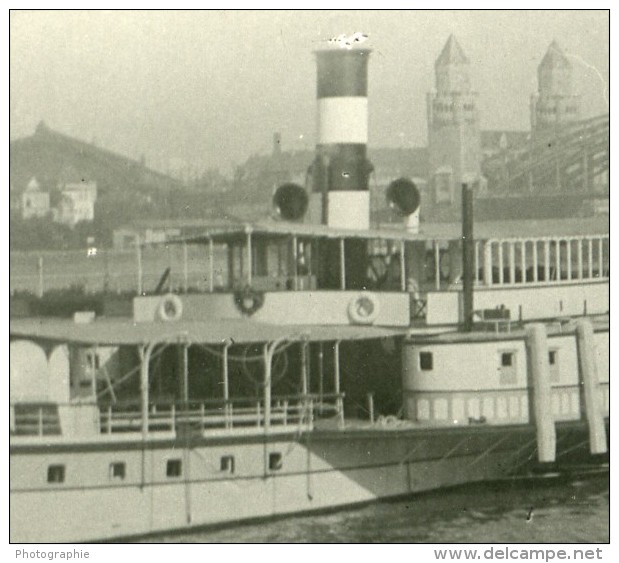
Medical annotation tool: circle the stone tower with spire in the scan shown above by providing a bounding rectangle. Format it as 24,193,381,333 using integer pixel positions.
530,40,580,133
427,35,482,208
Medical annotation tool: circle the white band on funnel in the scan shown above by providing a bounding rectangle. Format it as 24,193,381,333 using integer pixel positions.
318,97,368,145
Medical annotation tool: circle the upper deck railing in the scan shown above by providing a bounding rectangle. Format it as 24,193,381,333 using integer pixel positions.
10,393,346,439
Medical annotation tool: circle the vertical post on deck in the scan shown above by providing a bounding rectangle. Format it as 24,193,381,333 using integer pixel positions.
301,342,309,395
139,345,149,437
587,238,593,279
136,236,143,295
544,240,550,282
400,239,406,292
222,342,230,401
566,239,572,281
333,341,341,394
498,243,504,284
598,238,603,278
483,241,493,286
182,242,188,294
292,235,298,290
178,341,189,404
461,184,475,332
520,241,526,283
208,238,214,292
334,340,343,427
318,343,324,412
434,240,441,290
262,337,288,435
555,240,561,281
246,230,252,287
577,239,583,280
263,343,271,433
339,238,346,290
508,242,515,284
532,241,539,282
167,244,174,291
37,255,44,298
367,393,375,424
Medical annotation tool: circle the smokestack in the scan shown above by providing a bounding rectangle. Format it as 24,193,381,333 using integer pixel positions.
312,49,373,230
462,183,475,331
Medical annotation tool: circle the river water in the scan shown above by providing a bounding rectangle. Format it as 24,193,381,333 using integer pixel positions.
144,471,609,543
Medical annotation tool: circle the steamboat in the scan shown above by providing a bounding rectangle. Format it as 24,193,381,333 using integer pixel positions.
9,48,609,543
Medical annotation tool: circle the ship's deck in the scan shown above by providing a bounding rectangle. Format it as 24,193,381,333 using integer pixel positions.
9,316,407,345
9,314,608,346
405,314,608,343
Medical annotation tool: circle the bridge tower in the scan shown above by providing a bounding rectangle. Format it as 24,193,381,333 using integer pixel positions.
530,40,580,134
427,35,482,208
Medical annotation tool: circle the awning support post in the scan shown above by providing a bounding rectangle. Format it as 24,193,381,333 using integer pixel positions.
182,242,189,294
136,236,143,295
400,239,406,292
339,239,346,290
246,230,253,286
208,237,214,292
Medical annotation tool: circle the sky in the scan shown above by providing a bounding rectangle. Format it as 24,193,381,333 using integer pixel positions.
9,10,609,175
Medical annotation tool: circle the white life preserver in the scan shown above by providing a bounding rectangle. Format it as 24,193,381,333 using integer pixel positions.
157,294,183,322
347,292,380,325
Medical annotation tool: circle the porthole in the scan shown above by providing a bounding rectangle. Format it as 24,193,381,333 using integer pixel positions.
269,452,283,471
166,459,182,478
220,455,235,474
109,462,126,481
47,465,65,484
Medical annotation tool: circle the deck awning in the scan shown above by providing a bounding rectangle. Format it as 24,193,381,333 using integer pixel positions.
168,221,445,245
9,318,407,346
163,217,609,247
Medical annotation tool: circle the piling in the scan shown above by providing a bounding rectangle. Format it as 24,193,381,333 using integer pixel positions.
526,323,556,463
575,319,607,455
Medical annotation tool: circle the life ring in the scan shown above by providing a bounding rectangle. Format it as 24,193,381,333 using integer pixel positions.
157,294,183,322
347,292,380,325
234,287,265,317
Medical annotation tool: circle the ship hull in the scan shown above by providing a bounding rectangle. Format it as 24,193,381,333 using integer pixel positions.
10,419,608,543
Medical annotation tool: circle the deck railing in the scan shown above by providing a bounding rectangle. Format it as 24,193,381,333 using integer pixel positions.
98,393,345,435
10,403,62,436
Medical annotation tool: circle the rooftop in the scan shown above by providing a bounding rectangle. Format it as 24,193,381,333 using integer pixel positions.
436,34,469,66
9,317,405,346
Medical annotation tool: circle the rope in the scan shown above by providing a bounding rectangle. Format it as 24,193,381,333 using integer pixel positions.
196,340,297,362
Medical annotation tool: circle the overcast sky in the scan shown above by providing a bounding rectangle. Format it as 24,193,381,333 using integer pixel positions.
10,10,609,174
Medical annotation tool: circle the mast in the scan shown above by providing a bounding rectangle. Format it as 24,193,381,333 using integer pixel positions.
462,183,475,331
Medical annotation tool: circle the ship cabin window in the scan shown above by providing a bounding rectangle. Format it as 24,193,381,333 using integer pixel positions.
166,459,182,478
268,452,283,471
109,462,126,481
501,353,513,367
419,352,433,371
47,464,65,484
499,351,518,385
548,349,560,382
220,455,235,474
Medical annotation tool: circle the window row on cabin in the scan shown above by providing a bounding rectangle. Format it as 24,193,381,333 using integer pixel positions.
418,349,561,382
46,453,285,484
